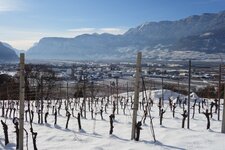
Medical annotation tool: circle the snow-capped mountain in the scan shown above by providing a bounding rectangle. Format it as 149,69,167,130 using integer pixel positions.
0,42,19,63
173,29,225,53
27,10,225,61
2,42,26,56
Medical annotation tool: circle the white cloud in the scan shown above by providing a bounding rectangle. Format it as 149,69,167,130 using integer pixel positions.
100,28,126,34
67,28,96,32
3,39,37,50
0,0,24,12
67,27,127,35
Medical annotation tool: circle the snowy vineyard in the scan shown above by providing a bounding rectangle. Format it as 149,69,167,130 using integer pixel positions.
0,89,224,150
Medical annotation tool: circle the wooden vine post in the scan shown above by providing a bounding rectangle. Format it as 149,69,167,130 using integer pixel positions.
19,53,25,150
131,52,142,140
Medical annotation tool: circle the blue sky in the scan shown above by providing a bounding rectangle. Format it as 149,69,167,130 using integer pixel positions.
1,0,225,50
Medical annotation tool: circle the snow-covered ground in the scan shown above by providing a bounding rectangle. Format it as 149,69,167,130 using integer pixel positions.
0,71,17,76
0,90,224,150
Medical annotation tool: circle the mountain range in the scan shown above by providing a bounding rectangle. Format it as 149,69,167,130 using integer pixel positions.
2,10,225,62
0,42,18,63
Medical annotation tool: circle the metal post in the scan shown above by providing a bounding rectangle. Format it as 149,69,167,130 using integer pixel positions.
187,60,191,129
218,64,221,121
110,82,112,104
127,82,129,100
19,53,25,150
67,81,69,108
178,77,180,95
131,52,142,140
116,77,119,114
41,76,43,124
91,81,94,108
222,83,225,133
83,76,86,119
161,77,164,107
35,85,38,110
59,83,61,99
